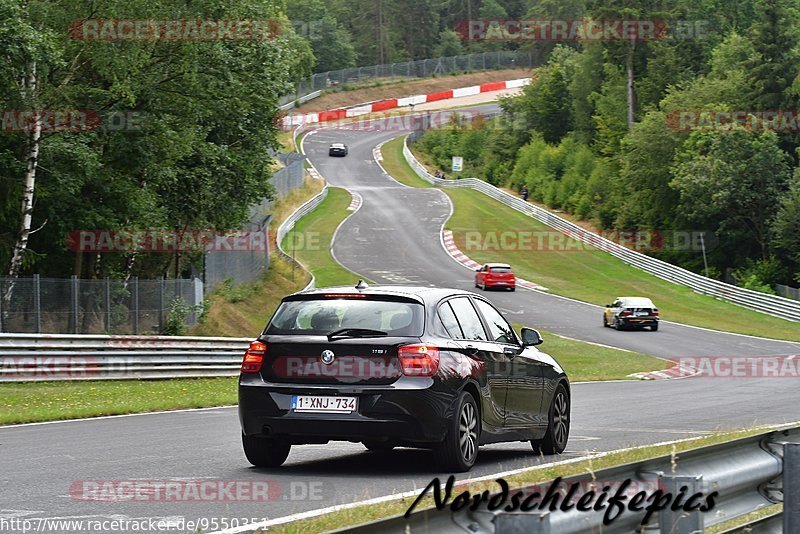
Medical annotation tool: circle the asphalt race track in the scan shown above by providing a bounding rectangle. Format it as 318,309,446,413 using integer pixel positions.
2,106,799,531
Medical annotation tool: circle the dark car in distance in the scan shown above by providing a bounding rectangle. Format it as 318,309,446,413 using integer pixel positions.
238,283,570,472
328,143,348,157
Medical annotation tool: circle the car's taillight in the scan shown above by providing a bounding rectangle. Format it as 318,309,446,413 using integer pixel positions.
241,341,266,373
652,309,659,317
619,309,632,317
397,344,440,377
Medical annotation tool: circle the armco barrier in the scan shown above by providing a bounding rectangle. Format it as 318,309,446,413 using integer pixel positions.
275,182,329,293
0,333,248,382
337,425,800,534
403,137,800,323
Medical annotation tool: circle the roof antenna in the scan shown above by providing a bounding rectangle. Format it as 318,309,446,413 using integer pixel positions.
355,279,369,291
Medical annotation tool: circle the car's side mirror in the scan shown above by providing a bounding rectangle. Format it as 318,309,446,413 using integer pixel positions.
605,304,611,308
520,327,543,346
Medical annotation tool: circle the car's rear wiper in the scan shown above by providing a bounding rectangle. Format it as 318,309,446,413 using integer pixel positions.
327,328,388,340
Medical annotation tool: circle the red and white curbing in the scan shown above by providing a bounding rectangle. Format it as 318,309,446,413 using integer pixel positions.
283,78,531,128
307,167,323,180
628,361,701,381
347,191,363,211
442,230,549,291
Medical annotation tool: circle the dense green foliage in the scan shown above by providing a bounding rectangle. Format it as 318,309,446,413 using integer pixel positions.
417,0,800,290
1,0,312,279
287,0,553,72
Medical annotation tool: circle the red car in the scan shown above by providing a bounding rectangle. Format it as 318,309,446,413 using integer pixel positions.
475,263,516,291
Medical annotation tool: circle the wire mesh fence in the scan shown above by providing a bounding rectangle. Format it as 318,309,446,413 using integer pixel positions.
279,49,539,107
203,155,306,293
776,284,800,301
0,276,203,334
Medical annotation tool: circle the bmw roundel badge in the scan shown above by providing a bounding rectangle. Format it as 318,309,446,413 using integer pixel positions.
320,350,335,365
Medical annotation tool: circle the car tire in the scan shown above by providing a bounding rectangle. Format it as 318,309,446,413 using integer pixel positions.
433,391,480,472
532,383,570,455
603,315,608,327
614,317,624,331
363,440,395,452
509,287,515,292
651,324,659,331
242,433,291,468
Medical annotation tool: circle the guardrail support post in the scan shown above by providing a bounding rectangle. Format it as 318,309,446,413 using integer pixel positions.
659,475,704,534
0,277,4,333
104,276,111,333
33,273,41,333
131,277,139,335
158,277,165,334
70,275,79,334
493,512,552,534
785,443,800,533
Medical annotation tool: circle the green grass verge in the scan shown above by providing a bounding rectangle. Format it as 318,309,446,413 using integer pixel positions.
281,187,366,288
0,328,660,425
268,423,795,534
536,329,665,381
192,257,309,338
380,137,433,188
447,188,800,341
382,139,800,341
0,378,237,425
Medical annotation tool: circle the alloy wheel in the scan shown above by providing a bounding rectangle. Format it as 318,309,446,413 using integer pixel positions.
458,401,478,463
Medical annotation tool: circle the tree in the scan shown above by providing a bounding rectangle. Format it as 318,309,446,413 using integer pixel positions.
526,64,573,143
1,0,313,285
746,0,799,110
670,129,792,262
434,29,464,57
771,180,800,272
286,0,356,72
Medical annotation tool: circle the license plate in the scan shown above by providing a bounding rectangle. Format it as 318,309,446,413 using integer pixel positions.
635,312,649,317
291,395,357,413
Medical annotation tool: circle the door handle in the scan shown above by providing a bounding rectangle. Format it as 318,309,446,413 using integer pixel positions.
503,346,520,357
464,345,479,355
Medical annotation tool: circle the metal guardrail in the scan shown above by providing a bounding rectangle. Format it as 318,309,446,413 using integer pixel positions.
275,181,329,293
0,333,249,382
402,137,800,323
342,425,800,533
279,89,323,111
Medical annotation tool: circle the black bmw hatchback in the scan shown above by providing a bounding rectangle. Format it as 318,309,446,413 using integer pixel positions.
238,283,570,472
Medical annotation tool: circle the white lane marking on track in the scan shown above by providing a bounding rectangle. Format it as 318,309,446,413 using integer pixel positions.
0,405,237,429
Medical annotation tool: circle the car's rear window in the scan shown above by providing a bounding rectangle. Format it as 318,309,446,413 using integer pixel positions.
265,298,424,336
489,267,512,273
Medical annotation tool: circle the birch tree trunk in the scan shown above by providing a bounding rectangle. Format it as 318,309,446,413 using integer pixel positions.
3,60,41,314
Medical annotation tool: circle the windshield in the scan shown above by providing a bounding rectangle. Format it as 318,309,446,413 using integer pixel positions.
266,298,424,336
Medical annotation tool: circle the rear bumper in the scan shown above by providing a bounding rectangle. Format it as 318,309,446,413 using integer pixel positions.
619,317,659,327
486,279,516,288
238,381,456,444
